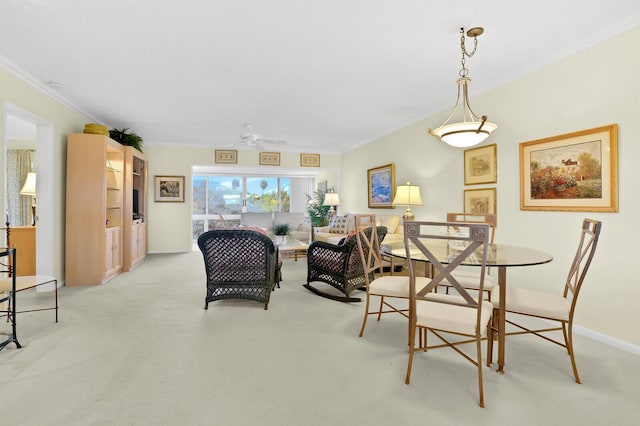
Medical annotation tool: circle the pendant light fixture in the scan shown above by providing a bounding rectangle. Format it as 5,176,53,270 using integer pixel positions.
428,27,497,148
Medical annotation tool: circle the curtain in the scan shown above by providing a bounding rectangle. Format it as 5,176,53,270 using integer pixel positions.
6,150,33,227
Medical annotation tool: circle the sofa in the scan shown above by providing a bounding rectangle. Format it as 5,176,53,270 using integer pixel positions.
314,214,404,246
240,211,312,243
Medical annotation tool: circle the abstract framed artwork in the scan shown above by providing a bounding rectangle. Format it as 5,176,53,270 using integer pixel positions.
154,175,185,202
464,188,496,218
259,152,280,166
300,153,320,167
519,124,618,212
214,149,238,164
367,163,395,208
464,143,497,185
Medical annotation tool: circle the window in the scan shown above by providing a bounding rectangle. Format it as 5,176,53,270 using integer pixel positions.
192,174,312,241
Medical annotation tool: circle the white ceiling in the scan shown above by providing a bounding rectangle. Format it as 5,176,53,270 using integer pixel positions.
1,0,639,153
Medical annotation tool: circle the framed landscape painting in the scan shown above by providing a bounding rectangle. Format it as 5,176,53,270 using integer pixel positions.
464,188,496,218
464,143,497,185
367,163,395,208
519,124,618,211
155,175,185,202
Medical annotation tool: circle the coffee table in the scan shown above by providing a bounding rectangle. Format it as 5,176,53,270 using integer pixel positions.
274,235,309,261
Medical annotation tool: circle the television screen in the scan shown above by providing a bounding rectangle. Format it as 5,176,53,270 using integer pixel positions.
133,189,139,219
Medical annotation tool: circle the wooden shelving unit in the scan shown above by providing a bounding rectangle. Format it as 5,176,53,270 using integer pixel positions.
65,133,124,285
123,146,147,271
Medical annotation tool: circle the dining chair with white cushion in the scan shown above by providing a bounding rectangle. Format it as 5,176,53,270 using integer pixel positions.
487,218,602,383
354,215,428,337
403,220,492,408
437,212,497,300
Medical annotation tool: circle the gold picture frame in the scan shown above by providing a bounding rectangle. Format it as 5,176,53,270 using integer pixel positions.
259,152,280,166
367,163,395,208
215,149,238,164
464,143,497,185
464,188,496,218
154,175,185,202
300,153,320,167
519,124,618,212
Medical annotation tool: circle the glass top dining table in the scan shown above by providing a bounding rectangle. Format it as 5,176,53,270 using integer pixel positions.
385,241,553,373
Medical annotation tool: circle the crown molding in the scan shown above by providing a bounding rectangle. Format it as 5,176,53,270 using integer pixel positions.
0,53,103,124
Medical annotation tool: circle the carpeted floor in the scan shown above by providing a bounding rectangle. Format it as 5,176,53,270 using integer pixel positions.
1,252,638,425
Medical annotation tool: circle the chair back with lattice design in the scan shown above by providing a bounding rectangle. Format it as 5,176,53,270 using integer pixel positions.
446,213,496,244
404,221,490,317
197,229,278,309
354,215,383,287
565,219,602,316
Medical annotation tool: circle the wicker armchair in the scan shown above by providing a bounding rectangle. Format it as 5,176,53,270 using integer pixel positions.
197,229,279,310
304,226,387,302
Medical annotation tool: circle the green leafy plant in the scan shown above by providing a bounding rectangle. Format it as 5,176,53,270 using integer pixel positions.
109,128,144,152
306,188,332,226
273,223,291,236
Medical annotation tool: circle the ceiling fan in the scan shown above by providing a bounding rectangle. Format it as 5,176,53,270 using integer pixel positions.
228,123,287,150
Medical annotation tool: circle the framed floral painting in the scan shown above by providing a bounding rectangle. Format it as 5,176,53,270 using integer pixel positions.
519,124,618,211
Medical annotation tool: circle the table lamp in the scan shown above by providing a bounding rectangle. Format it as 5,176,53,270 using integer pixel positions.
323,192,341,219
20,172,36,226
392,181,423,220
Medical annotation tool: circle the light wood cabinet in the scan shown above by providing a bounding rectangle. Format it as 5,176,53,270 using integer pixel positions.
10,226,36,276
104,227,122,280
65,133,124,285
123,147,147,271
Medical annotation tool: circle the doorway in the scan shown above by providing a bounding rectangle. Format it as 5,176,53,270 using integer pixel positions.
3,102,54,277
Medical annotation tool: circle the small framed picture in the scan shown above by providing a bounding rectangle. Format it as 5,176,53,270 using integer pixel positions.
215,149,238,164
300,153,320,167
464,188,496,218
154,175,185,202
464,143,497,185
259,152,280,166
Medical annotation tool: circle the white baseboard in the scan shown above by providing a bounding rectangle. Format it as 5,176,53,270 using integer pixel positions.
574,324,640,356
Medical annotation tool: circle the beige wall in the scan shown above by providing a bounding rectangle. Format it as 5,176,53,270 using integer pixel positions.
144,145,341,252
341,26,640,346
0,67,89,281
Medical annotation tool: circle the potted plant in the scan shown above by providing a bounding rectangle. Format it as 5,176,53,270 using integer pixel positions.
273,223,290,244
306,189,331,227
109,128,144,152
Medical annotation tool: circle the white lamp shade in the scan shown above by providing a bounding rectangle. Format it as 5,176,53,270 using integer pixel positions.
432,121,497,148
392,184,423,206
20,172,37,196
323,192,341,206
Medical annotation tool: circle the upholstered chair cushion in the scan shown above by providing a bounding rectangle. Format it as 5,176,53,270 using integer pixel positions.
491,286,570,321
240,212,274,230
418,293,493,336
369,276,429,298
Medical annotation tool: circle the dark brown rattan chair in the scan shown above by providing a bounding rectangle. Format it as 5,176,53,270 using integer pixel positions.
304,225,387,302
197,229,279,310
